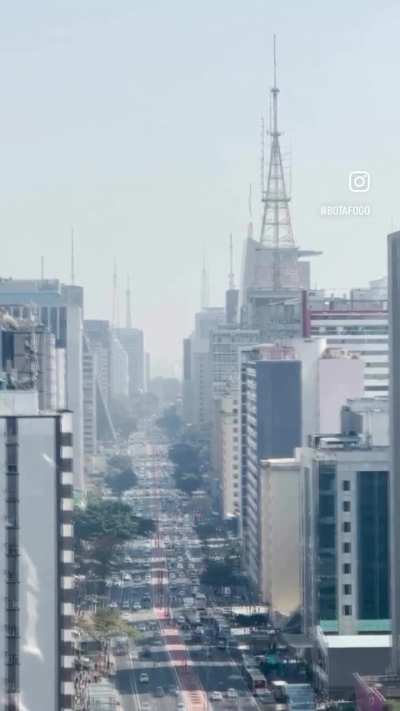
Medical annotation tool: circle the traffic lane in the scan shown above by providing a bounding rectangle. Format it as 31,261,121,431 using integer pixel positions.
189,654,251,695
115,657,139,711
132,663,180,711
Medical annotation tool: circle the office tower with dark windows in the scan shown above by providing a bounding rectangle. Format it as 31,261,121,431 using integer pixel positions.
300,433,390,637
240,343,302,592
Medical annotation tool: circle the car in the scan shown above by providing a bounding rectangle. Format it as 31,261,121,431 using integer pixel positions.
108,602,118,609
210,691,224,702
176,703,186,711
137,622,146,632
122,601,130,609
133,602,141,610
168,686,179,696
155,686,164,697
139,673,149,683
227,688,238,699
141,703,151,711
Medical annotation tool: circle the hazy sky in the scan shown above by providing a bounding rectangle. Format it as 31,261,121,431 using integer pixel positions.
1,1,399,375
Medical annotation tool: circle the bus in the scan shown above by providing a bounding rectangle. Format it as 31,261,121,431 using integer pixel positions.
244,666,267,691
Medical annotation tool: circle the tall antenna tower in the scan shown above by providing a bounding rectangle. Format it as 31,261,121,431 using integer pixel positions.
248,183,254,239
126,275,133,329
71,228,75,285
228,234,235,289
259,35,295,288
112,258,119,327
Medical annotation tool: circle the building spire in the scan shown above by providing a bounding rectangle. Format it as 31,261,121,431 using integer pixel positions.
259,35,295,286
248,183,254,239
70,227,75,285
228,234,235,289
126,275,133,329
112,258,118,327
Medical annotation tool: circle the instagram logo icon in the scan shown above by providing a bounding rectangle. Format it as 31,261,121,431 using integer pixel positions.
349,171,370,192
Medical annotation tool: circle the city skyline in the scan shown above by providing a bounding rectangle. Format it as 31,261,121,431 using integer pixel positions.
0,1,397,372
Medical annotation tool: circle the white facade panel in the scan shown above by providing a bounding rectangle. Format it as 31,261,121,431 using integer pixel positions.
260,459,301,616
18,417,58,711
318,357,364,432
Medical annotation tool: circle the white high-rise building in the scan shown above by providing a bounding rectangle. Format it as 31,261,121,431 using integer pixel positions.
0,392,75,710
309,280,388,397
214,393,241,518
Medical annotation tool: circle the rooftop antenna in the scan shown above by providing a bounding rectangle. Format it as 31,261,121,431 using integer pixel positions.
112,258,118,327
126,274,133,329
248,183,254,239
228,234,235,289
260,116,265,202
70,227,75,285
40,256,45,280
259,34,295,288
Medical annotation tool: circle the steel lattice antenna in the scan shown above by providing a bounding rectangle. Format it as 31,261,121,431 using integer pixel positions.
259,36,295,286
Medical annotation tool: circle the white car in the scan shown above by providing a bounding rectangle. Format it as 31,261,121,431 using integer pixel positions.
226,688,238,699
139,672,149,683
210,691,223,701
133,602,141,610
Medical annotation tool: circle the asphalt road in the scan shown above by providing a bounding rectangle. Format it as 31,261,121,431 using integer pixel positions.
115,435,260,711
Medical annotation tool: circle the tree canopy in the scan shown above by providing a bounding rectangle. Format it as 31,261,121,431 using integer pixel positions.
200,559,239,588
157,406,183,439
74,499,155,578
105,467,138,496
169,442,200,475
75,608,136,640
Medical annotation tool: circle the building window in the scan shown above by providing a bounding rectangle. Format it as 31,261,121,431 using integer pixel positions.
344,584,352,595
343,480,351,491
343,605,352,616
343,521,351,533
343,501,351,512
343,563,351,574
343,542,351,553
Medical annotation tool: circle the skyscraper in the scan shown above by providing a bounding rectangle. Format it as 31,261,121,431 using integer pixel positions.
0,279,84,491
